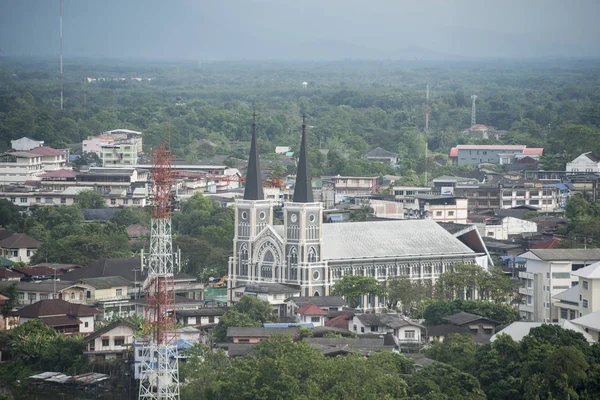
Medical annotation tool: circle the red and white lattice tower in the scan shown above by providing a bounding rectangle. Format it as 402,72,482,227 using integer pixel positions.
138,143,180,400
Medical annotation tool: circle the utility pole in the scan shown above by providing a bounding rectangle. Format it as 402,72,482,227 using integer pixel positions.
60,0,63,110
424,71,430,185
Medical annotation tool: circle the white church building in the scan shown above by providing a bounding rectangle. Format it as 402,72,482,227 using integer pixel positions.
228,116,489,310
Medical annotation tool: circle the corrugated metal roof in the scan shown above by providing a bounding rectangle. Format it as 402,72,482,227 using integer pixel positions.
527,249,600,261
322,219,475,261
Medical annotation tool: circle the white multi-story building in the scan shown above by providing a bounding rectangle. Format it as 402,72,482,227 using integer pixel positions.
101,140,140,167
475,216,538,241
518,249,600,322
28,147,68,171
566,152,600,173
500,187,559,212
0,152,44,183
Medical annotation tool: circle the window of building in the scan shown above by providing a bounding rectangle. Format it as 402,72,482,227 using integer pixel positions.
516,200,526,205
27,250,31,256
40,293,48,300
116,288,123,296
353,325,357,331
405,330,415,339
35,198,41,203
123,199,129,205
20,198,27,203
370,325,378,332
583,281,589,290
311,317,321,323
560,309,568,320
583,299,589,308
111,199,116,205
61,198,66,204
114,337,125,346
133,199,140,205
503,201,512,206
208,316,215,323
84,321,89,328
361,326,365,333
527,279,533,288
18,293,24,300
45,198,53,204
28,293,36,301
435,211,442,216
570,310,577,320
529,199,539,205
87,291,91,299
13,250,18,257
102,337,109,347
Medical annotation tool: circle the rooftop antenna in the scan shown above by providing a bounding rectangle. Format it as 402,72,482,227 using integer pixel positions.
424,71,430,185
471,94,477,127
60,0,63,110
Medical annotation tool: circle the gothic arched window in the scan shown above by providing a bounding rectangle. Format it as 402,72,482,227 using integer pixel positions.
308,247,317,263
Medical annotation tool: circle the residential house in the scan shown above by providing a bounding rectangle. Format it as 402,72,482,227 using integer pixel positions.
175,307,227,328
0,268,22,281
518,249,600,322
364,147,398,165
11,299,101,334
403,195,469,223
490,321,595,344
12,265,59,281
68,276,132,318
284,296,347,317
0,233,41,264
442,312,499,336
295,303,328,327
566,152,600,173
226,327,301,344
323,176,379,197
431,175,478,196
0,281,71,306
232,282,301,317
391,186,432,202
475,216,538,240
11,137,44,151
351,314,425,345
84,320,136,361
60,257,202,301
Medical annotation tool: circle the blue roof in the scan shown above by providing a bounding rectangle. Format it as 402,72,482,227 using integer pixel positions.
543,183,573,191
329,215,343,222
499,256,526,264
264,323,313,328
176,339,193,350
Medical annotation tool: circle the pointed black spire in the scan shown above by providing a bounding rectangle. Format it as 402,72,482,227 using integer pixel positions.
243,112,264,200
293,114,314,203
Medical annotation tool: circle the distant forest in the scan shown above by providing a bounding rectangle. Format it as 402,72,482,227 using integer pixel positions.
1,58,599,179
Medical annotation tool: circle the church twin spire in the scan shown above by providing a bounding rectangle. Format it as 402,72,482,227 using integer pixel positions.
243,112,264,201
243,113,313,203
292,114,314,203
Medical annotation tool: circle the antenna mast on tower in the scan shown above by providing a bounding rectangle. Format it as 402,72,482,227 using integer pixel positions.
424,71,430,185
471,94,477,127
60,0,63,110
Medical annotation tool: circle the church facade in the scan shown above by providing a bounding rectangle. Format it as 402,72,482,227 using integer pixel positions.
228,116,488,310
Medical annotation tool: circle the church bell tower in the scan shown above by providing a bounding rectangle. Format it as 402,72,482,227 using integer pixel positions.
284,115,325,296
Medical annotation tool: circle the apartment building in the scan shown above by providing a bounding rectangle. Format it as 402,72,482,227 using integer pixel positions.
27,147,68,171
518,249,600,322
454,183,559,212
325,176,379,196
450,145,543,166
391,186,432,202
101,140,140,167
83,129,143,158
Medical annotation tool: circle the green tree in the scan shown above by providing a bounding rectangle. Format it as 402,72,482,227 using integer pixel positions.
0,199,21,228
331,275,383,308
75,190,107,209
407,362,487,400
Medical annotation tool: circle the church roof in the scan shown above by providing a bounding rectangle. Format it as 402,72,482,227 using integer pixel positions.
321,219,476,261
243,113,264,201
292,115,314,203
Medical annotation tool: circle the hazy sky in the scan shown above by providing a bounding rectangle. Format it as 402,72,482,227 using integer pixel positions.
1,0,599,60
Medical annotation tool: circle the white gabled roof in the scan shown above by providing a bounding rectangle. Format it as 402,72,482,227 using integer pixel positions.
491,321,595,343
572,260,600,279
553,285,579,303
571,311,600,331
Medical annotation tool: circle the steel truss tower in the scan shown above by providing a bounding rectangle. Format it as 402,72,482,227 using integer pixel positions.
138,143,180,400
471,94,477,127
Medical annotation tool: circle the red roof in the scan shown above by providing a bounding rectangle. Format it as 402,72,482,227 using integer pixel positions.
296,303,328,316
41,169,77,178
11,299,101,318
12,266,60,277
531,237,561,249
523,148,544,156
325,314,350,329
28,146,66,156
0,268,23,279
0,233,42,249
470,124,488,131
450,147,458,157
